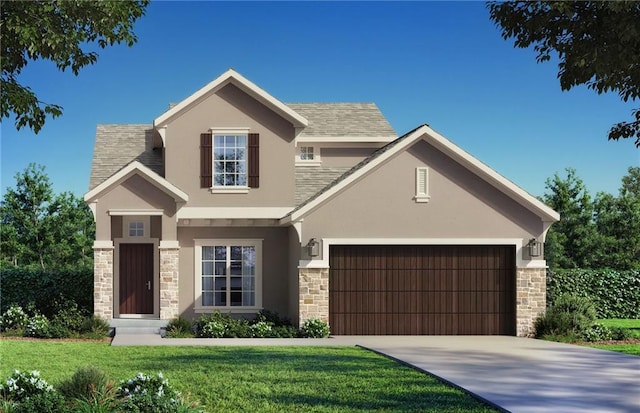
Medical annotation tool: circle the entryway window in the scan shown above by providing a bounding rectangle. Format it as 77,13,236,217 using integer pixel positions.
195,239,262,311
128,221,144,237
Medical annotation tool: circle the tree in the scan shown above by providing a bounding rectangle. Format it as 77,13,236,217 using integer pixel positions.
1,0,149,134
0,164,95,269
487,1,640,147
621,166,640,198
542,168,598,268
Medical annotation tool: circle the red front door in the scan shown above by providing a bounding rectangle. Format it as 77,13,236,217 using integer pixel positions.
119,243,154,314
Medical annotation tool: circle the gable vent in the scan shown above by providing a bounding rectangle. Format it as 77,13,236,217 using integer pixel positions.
415,167,430,203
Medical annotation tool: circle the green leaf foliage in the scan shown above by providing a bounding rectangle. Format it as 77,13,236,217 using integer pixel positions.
1,0,149,133
0,268,93,318
487,1,640,146
547,269,640,319
1,163,95,270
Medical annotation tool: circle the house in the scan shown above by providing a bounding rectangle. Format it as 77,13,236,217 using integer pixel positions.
85,69,559,336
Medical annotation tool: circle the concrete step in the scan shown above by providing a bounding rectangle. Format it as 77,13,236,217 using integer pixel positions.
110,319,167,336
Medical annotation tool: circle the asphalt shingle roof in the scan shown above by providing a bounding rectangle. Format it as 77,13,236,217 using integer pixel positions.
286,103,396,137
88,124,163,190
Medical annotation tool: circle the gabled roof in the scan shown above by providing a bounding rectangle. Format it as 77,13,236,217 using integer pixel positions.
84,161,188,204
287,103,397,141
284,124,559,223
154,69,309,134
88,124,162,190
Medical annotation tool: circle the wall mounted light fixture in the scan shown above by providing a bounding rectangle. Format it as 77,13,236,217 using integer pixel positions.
306,238,320,257
528,238,542,257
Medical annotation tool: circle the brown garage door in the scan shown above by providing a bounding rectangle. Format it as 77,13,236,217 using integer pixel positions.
329,245,516,335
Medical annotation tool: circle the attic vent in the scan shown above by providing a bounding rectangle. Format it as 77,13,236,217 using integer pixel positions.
414,167,430,203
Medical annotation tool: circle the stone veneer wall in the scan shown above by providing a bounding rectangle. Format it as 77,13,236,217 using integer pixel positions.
299,268,329,324
516,267,546,337
94,247,114,320
159,247,180,320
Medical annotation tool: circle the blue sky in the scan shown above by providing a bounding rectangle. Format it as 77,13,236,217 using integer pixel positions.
1,1,638,199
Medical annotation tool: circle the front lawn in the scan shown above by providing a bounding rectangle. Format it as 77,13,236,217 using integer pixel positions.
597,319,640,338
0,341,497,412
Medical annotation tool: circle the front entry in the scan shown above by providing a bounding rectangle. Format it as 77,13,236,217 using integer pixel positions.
119,243,154,314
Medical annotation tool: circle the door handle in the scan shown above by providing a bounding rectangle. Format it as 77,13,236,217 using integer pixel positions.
146,281,152,290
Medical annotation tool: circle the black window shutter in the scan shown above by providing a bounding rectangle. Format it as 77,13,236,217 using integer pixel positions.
248,133,259,188
200,132,212,188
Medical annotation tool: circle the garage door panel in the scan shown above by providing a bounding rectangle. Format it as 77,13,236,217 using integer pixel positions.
329,245,516,335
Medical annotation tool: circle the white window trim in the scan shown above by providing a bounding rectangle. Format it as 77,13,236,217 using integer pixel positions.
414,167,430,203
210,128,251,193
295,145,321,166
123,216,150,239
194,239,263,312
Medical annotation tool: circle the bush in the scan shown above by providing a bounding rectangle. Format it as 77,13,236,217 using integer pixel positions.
165,316,194,338
58,366,109,402
0,306,29,331
270,325,299,338
24,314,51,338
255,310,291,327
534,294,597,339
118,372,181,413
249,321,272,338
80,315,111,338
0,268,93,318
581,322,613,342
52,299,88,332
13,391,67,413
547,269,640,318
610,327,632,341
0,370,54,403
300,318,330,338
199,320,226,338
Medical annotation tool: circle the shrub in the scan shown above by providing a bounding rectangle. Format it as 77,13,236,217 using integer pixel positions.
255,310,291,327
58,366,109,402
13,391,67,413
52,299,88,332
534,294,597,339
610,327,632,341
194,312,231,337
24,314,51,338
581,322,613,342
270,325,299,338
80,315,111,338
118,372,181,413
46,321,71,339
249,321,272,338
165,316,194,338
199,320,226,338
547,269,640,318
300,318,330,338
0,370,54,403
0,268,93,318
0,306,29,331
225,318,250,338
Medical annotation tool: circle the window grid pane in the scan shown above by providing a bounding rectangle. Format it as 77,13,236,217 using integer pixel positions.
213,134,247,187
201,244,256,308
300,146,314,160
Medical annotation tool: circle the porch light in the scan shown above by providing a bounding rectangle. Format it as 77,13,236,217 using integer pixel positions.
307,238,320,257
528,238,542,257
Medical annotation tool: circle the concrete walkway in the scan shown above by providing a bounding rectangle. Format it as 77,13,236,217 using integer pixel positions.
112,334,640,412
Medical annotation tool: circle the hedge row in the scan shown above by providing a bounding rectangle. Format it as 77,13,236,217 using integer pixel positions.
0,268,93,318
547,269,640,319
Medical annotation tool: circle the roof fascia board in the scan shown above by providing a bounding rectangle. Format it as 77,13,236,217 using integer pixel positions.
84,161,188,203
177,207,293,220
296,136,397,143
153,69,308,130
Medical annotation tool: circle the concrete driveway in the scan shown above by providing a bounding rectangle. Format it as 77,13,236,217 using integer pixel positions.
352,336,640,413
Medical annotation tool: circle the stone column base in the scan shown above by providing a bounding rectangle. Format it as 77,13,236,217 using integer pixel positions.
94,246,114,320
159,247,180,320
516,267,546,337
298,268,329,325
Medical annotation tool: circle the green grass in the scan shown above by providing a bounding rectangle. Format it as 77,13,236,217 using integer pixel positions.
598,319,640,338
587,343,640,356
0,341,497,412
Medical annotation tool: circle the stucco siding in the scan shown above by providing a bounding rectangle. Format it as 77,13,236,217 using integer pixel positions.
94,175,177,240
177,226,291,320
164,83,296,207
302,140,544,243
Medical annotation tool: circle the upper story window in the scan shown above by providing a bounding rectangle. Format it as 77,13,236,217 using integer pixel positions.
214,134,247,187
295,145,321,166
200,129,259,192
